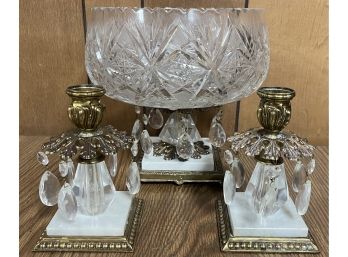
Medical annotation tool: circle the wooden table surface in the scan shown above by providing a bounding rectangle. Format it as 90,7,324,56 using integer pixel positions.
19,136,328,257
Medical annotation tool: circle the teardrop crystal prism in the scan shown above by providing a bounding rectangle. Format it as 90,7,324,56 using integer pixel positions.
148,108,164,129
58,183,77,221
208,121,226,147
67,158,75,185
142,113,149,125
295,180,312,215
307,158,315,175
107,153,118,177
59,160,68,177
292,161,306,193
224,150,234,165
176,132,194,159
135,105,142,114
131,141,138,157
231,159,245,188
126,162,141,195
132,119,143,142
140,130,153,155
37,151,49,166
39,171,60,206
223,170,236,205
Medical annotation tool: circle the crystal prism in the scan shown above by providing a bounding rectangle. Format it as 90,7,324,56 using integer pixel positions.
223,170,236,205
59,160,68,177
295,180,312,215
131,141,138,157
126,162,141,195
292,161,306,193
132,119,143,142
58,183,77,221
135,105,141,114
37,151,49,166
39,171,60,206
231,159,245,188
142,113,149,125
224,150,234,164
176,132,194,159
148,108,164,129
72,161,115,215
140,130,153,155
208,121,226,147
67,158,75,185
307,158,315,174
107,153,118,177
251,163,288,217
159,111,201,146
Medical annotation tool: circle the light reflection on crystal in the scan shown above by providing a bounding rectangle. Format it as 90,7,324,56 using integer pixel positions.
148,108,164,129
140,130,153,155
131,141,138,157
307,158,315,175
231,159,245,188
176,132,194,159
132,119,143,142
223,170,236,205
209,121,226,147
107,153,118,177
59,160,68,177
39,171,60,206
224,150,234,164
295,180,311,215
135,105,141,114
142,113,149,126
58,183,77,221
126,162,141,194
292,161,306,193
37,151,49,166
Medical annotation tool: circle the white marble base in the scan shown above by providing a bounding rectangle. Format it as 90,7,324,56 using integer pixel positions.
228,193,308,238
142,137,214,172
46,191,134,237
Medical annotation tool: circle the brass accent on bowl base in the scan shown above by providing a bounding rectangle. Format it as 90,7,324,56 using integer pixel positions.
138,146,224,185
216,200,319,253
33,198,144,253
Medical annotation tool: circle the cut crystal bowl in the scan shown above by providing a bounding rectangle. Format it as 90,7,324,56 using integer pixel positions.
86,7,269,109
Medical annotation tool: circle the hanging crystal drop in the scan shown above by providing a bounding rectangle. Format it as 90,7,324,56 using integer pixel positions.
58,183,77,221
132,119,143,142
307,158,316,175
295,180,312,215
66,158,75,185
135,105,142,114
224,149,234,165
142,113,149,126
176,132,194,159
39,171,60,206
107,153,118,177
223,170,236,205
231,158,245,188
59,160,68,177
208,121,226,147
140,130,153,155
131,141,138,157
292,161,306,193
126,162,141,195
37,151,49,166
148,108,164,129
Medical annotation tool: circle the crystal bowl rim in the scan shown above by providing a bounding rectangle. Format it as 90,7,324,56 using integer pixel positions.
90,6,265,13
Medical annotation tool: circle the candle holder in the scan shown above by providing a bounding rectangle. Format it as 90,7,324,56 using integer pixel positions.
216,87,319,253
33,85,144,252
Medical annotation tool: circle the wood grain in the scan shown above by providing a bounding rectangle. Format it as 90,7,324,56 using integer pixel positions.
19,0,88,136
239,0,329,145
19,136,328,257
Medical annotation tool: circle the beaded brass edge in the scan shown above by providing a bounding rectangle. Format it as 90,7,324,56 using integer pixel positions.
216,200,320,253
139,147,224,185
33,198,144,252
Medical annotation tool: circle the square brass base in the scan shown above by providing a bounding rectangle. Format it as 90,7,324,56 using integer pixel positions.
139,147,224,185
216,200,319,253
33,198,144,252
